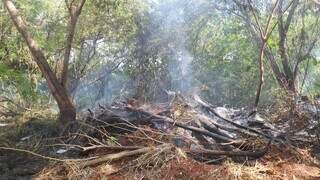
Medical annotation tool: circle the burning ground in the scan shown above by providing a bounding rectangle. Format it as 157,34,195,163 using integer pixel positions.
1,92,319,179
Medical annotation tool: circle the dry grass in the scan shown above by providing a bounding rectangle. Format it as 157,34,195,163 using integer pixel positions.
223,160,270,180
33,143,320,180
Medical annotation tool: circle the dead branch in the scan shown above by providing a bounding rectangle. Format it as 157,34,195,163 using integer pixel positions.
78,145,168,168
54,143,143,152
187,146,268,159
81,145,143,152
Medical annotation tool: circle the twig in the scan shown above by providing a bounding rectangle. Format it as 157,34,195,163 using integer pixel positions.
50,143,143,152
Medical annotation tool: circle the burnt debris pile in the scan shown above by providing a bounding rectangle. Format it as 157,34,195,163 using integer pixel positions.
67,93,319,168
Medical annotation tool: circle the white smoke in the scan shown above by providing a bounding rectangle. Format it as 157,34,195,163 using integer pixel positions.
152,0,195,93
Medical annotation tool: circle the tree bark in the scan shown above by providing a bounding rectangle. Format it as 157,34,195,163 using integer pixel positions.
61,0,86,88
254,43,266,108
2,0,76,125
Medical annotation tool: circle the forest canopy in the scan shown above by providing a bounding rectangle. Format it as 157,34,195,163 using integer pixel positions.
1,0,320,111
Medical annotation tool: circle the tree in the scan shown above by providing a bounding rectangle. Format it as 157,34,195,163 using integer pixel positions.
247,0,280,111
229,0,320,96
2,0,86,126
188,1,266,107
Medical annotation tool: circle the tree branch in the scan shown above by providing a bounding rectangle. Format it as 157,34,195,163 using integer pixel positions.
61,0,86,88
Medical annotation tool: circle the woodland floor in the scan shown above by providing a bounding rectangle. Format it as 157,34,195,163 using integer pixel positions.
0,104,319,180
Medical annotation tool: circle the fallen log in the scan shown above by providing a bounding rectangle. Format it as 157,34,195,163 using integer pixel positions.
198,114,264,140
193,95,275,140
196,114,235,139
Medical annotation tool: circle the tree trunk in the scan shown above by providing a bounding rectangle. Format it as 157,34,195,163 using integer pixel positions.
3,0,76,124
61,0,86,88
254,43,266,109
61,16,78,88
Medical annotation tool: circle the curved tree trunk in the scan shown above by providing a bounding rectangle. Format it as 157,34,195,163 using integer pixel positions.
3,0,76,125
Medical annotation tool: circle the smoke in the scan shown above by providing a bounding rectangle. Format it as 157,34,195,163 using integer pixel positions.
175,49,194,93
72,0,199,110
151,0,196,94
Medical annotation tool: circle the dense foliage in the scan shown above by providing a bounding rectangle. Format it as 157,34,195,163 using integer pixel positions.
1,0,319,113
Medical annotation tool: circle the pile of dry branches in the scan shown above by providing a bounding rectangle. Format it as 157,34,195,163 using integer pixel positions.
61,93,296,170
